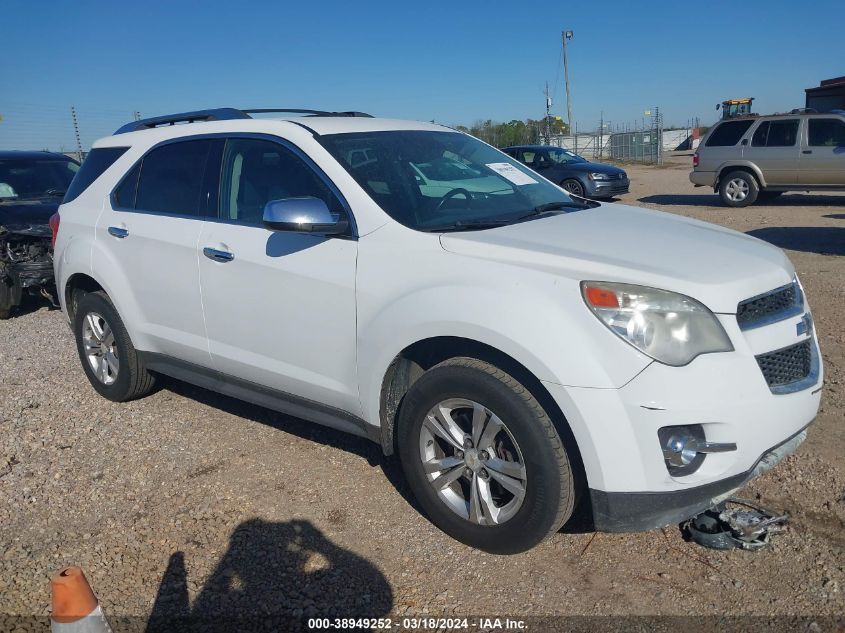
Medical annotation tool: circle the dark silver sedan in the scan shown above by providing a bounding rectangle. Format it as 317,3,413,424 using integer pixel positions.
503,145,629,199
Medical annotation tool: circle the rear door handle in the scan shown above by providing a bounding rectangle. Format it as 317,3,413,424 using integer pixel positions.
802,150,813,154
203,247,234,262
108,226,129,238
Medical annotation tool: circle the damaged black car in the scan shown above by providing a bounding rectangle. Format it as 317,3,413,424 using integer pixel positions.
0,151,79,318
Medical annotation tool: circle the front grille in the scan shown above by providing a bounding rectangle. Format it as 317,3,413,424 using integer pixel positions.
756,340,812,389
737,280,802,329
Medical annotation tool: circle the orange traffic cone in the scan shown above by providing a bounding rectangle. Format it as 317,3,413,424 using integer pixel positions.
51,566,112,633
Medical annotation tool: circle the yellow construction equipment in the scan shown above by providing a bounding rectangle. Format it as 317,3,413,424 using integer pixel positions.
717,98,755,120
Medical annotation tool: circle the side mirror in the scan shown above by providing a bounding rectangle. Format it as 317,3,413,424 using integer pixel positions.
262,197,348,235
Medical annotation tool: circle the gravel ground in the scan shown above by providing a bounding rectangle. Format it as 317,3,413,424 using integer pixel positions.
1,159,843,632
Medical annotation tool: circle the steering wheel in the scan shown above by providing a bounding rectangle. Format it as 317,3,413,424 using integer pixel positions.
435,188,472,212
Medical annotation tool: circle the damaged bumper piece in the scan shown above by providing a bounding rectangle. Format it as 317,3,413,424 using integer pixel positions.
0,224,56,318
589,427,807,532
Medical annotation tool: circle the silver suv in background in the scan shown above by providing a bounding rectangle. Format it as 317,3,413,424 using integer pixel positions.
691,112,845,207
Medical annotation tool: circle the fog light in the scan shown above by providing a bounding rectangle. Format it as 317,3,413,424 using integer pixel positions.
658,425,737,477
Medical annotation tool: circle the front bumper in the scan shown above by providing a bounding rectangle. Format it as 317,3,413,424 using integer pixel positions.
586,177,630,198
543,321,822,532
589,426,807,531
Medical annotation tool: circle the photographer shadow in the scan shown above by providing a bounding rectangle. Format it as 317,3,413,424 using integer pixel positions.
145,519,393,633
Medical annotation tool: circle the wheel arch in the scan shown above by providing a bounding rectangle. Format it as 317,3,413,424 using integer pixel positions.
716,162,766,189
64,273,106,322
377,336,589,512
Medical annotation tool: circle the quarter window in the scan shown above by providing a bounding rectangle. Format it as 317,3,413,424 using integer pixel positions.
705,120,754,147
751,119,799,147
808,118,845,147
134,140,213,216
113,164,140,208
219,138,342,225
62,149,122,203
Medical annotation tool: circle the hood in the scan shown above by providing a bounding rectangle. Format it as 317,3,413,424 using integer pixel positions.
0,199,58,228
439,203,793,313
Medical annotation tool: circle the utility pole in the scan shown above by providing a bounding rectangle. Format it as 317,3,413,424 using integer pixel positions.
71,106,83,162
562,30,574,135
544,81,552,144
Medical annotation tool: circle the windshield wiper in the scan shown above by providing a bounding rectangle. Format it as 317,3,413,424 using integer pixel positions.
423,200,595,233
532,200,593,213
44,189,66,197
425,218,513,232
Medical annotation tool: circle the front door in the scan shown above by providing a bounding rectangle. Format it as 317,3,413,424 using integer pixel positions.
742,118,801,185
800,117,845,185
197,137,360,416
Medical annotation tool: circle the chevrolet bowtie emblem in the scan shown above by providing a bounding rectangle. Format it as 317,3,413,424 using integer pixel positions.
797,313,813,337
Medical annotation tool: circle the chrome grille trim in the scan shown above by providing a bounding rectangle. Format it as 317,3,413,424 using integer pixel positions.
737,278,803,330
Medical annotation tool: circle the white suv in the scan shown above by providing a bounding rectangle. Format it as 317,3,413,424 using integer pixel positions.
53,108,822,553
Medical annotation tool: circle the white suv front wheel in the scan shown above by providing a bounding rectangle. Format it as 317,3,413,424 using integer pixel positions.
397,357,576,554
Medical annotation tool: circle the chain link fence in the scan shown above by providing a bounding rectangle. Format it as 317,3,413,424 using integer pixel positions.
544,108,676,164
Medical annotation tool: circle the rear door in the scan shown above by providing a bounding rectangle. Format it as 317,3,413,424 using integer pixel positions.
97,138,221,366
742,118,801,185
800,117,845,185
197,136,360,415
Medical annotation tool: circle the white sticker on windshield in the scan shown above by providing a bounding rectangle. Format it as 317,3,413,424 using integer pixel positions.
485,162,538,185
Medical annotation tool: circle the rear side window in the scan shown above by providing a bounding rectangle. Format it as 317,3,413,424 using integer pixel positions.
751,119,799,147
63,147,128,203
134,140,212,216
808,118,845,147
705,120,754,147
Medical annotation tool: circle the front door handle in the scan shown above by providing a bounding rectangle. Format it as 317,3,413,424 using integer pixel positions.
108,226,129,239
203,247,234,262
802,150,813,154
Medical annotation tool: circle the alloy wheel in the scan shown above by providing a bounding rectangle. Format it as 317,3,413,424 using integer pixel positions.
726,178,749,202
419,398,527,526
562,180,584,197
81,311,119,385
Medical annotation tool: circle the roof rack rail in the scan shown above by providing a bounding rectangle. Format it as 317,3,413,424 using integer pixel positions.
114,107,373,135
243,109,373,118
114,108,249,134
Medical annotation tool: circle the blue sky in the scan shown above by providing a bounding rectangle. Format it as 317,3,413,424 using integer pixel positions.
1,0,843,150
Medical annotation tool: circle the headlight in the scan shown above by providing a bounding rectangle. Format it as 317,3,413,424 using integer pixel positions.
588,172,612,181
581,281,733,366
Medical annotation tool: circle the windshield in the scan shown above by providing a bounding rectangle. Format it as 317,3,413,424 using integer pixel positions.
0,158,79,200
320,131,578,231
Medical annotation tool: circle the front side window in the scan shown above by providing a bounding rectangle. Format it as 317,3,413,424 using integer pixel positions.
134,140,213,216
320,131,579,232
808,118,845,147
548,148,586,164
0,156,80,201
219,138,342,225
705,120,754,147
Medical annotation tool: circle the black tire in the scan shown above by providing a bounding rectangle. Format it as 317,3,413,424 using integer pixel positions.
719,170,759,207
756,191,784,203
397,357,575,554
73,290,156,402
0,277,22,319
561,179,585,198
